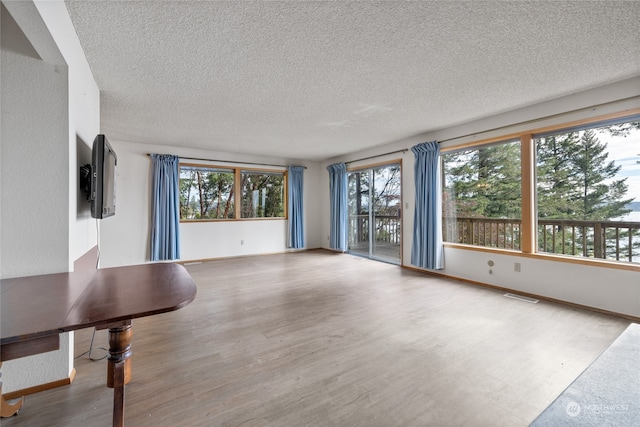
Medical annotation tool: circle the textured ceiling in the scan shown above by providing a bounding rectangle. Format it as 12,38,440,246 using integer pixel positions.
64,1,640,161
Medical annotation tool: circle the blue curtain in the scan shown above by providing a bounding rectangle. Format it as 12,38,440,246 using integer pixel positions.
150,154,181,261
411,141,444,269
288,165,305,248
326,162,348,251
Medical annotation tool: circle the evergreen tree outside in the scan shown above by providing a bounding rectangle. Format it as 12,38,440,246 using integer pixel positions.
442,140,521,248
443,141,521,218
535,125,635,259
442,118,638,262
571,130,631,220
536,134,581,219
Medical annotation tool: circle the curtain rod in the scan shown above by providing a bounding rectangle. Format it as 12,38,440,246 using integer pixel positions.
146,153,306,169
436,96,640,145
345,148,408,165
346,98,637,158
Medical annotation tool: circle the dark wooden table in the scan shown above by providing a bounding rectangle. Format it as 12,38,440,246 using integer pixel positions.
0,263,197,427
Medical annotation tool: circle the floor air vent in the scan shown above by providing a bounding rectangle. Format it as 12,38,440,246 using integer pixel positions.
504,293,539,304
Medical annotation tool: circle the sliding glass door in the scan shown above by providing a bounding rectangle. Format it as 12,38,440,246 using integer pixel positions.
348,163,401,264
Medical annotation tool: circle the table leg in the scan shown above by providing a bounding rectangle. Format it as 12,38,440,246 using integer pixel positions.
1,395,23,418
106,321,132,427
0,362,24,418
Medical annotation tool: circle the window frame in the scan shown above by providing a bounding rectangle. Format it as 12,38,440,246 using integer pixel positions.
441,138,523,249
179,162,288,222
239,167,287,219
440,109,640,272
346,159,403,263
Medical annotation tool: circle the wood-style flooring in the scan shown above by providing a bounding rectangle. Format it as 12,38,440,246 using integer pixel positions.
2,250,630,426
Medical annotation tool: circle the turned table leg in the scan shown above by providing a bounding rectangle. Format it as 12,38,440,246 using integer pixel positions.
0,362,24,418
106,321,133,427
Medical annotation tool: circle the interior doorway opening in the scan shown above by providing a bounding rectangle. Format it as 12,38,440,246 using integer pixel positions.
348,162,402,264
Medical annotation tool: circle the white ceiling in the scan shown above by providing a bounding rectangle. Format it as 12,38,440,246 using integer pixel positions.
64,1,640,161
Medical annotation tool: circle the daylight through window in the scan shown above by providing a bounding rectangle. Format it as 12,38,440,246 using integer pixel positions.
441,114,640,265
534,118,640,262
240,170,285,218
442,140,522,249
179,164,286,221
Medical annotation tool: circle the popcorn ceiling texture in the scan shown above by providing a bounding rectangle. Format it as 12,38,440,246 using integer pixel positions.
64,1,640,161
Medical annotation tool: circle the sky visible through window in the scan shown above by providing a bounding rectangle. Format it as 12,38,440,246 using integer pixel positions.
602,127,639,221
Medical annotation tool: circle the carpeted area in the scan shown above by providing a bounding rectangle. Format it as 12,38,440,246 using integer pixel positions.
530,323,640,426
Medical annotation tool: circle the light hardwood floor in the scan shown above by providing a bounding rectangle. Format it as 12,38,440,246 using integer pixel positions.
2,250,630,426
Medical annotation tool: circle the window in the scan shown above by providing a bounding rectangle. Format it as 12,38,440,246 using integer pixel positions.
240,170,285,218
180,165,235,219
442,140,522,249
534,118,640,262
179,164,286,221
441,112,640,266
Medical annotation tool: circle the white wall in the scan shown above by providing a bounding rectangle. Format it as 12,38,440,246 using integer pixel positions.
32,0,101,268
1,1,68,279
444,249,640,316
321,77,640,318
99,139,323,267
0,0,100,393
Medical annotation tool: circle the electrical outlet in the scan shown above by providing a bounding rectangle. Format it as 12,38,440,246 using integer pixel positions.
514,262,521,272
241,240,244,245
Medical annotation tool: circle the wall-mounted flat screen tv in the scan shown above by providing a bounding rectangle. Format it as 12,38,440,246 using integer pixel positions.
81,134,117,219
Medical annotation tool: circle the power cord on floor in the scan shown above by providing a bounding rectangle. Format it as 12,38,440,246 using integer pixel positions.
74,328,108,361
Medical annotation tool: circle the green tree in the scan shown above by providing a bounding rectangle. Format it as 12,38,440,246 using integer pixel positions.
179,169,234,219
443,141,521,218
536,129,634,258
180,171,197,218
537,133,582,219
573,130,631,220
240,173,284,218
537,130,632,220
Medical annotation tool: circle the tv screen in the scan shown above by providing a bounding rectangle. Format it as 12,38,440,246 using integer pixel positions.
91,134,117,219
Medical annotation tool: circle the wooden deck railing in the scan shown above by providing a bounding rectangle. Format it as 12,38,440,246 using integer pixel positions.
348,215,640,263
443,217,522,250
349,215,401,245
443,217,640,263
